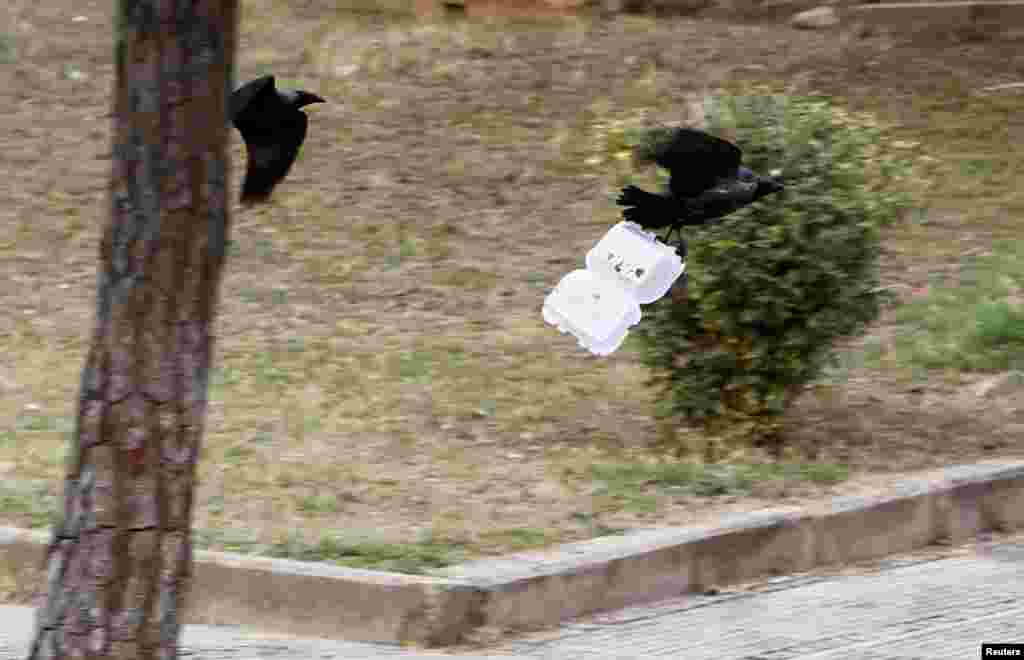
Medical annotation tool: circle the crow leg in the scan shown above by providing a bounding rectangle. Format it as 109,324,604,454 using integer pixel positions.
662,224,679,246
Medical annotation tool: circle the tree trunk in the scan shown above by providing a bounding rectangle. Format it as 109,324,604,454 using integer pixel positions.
27,1,238,657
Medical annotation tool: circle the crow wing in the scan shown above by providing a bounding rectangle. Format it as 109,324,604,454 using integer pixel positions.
657,128,744,199
617,185,683,230
680,176,759,221
239,112,308,204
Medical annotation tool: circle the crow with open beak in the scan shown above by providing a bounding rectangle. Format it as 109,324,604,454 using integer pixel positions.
230,75,325,204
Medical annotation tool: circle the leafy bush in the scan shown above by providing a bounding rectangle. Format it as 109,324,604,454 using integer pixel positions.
632,95,917,458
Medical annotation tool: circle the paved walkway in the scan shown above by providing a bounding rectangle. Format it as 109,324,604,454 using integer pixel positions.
3,538,1023,659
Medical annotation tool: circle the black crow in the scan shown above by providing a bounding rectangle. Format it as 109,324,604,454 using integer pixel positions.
230,75,325,205
617,127,784,245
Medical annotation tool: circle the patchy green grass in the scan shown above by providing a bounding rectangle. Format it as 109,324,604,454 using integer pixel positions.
0,481,59,530
478,527,552,552
193,527,464,574
297,493,342,514
0,32,15,64
886,241,1024,372
590,461,849,504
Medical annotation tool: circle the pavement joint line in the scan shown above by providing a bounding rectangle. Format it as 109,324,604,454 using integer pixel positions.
790,605,1024,660
2,459,1024,646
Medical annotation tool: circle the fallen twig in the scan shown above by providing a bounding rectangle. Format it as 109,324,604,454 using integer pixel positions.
976,81,1024,93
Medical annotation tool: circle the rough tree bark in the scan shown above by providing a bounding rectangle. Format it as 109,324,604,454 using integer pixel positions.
27,0,238,657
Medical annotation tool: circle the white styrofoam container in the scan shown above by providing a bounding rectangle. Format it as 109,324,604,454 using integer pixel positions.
543,222,685,356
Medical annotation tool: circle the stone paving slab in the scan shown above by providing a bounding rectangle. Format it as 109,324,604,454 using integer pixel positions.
503,546,1024,659
0,605,526,660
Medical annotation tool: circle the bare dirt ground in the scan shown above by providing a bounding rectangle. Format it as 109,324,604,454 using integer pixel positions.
1,0,1023,574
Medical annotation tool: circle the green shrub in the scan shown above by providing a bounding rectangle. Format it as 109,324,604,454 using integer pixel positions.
632,95,916,457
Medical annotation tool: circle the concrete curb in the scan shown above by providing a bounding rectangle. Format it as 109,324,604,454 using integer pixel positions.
3,461,1023,646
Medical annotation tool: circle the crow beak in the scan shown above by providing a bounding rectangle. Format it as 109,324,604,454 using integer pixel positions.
296,92,325,108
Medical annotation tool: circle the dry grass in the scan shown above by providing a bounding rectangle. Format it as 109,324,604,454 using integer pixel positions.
1,0,1022,573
